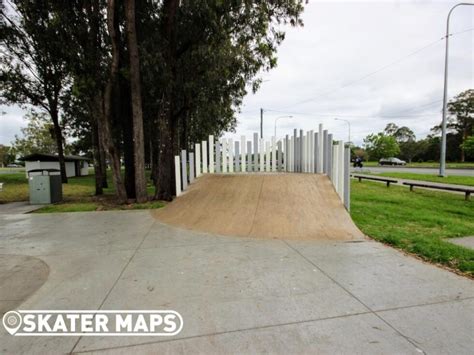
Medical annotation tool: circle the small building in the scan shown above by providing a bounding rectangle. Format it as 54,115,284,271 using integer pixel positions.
20,153,89,178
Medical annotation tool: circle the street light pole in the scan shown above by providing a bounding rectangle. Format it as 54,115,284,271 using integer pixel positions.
334,118,351,145
439,2,474,177
274,115,293,138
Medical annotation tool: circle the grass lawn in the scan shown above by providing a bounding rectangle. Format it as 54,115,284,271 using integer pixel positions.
368,172,474,187
362,161,474,169
0,171,164,212
351,180,474,276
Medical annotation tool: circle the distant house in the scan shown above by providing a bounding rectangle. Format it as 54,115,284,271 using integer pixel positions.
19,153,89,178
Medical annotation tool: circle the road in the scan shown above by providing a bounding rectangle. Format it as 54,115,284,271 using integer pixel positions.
351,166,474,176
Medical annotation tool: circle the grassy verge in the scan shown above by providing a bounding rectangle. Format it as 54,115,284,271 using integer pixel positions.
351,180,474,276
0,171,164,212
362,161,474,169
366,172,474,187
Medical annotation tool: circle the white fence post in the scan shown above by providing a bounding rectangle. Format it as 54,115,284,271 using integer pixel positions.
302,133,306,173
189,152,195,183
195,143,201,177
328,134,333,180
314,132,318,173
235,141,240,172
259,139,265,171
175,155,181,196
332,143,338,193
286,136,295,173
323,130,328,174
338,140,345,201
265,141,271,172
222,139,227,173
293,129,297,172
271,137,277,172
241,135,246,172
202,140,208,174
278,140,283,171
209,135,214,173
181,150,188,190
318,124,323,173
344,145,350,211
229,138,234,173
253,132,259,172
215,140,221,173
247,141,252,170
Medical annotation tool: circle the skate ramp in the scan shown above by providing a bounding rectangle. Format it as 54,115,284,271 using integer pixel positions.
153,174,365,241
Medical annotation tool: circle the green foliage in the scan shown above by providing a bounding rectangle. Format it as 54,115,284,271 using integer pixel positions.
139,0,305,145
351,181,474,275
447,89,473,138
461,136,474,156
383,123,415,143
429,89,474,161
0,1,70,112
11,111,61,157
363,132,400,160
0,145,16,166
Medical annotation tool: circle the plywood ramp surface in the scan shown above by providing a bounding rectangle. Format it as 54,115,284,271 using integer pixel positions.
152,174,365,241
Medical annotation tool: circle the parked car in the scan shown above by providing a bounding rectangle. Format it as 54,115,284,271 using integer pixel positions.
378,157,406,166
6,164,21,168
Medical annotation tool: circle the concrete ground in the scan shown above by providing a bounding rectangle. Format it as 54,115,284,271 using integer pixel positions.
0,202,43,215
447,236,474,250
1,210,473,354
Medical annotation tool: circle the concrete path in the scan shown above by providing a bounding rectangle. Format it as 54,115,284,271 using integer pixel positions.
447,236,474,250
351,167,474,176
0,202,43,215
0,211,473,354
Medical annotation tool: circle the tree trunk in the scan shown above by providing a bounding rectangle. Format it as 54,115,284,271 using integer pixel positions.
124,0,147,203
91,116,103,195
155,104,176,201
99,144,108,188
155,0,179,200
121,83,136,199
50,107,68,183
104,0,127,203
87,0,107,193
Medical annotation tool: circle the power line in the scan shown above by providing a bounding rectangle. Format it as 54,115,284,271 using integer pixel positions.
238,108,440,120
239,96,444,119
272,27,473,110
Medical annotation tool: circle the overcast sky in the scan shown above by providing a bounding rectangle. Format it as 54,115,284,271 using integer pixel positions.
1,0,473,147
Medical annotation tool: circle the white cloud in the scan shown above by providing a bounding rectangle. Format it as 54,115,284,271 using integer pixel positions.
228,0,473,145
0,106,28,146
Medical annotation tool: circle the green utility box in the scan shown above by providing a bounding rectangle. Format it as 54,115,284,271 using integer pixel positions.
28,169,62,204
